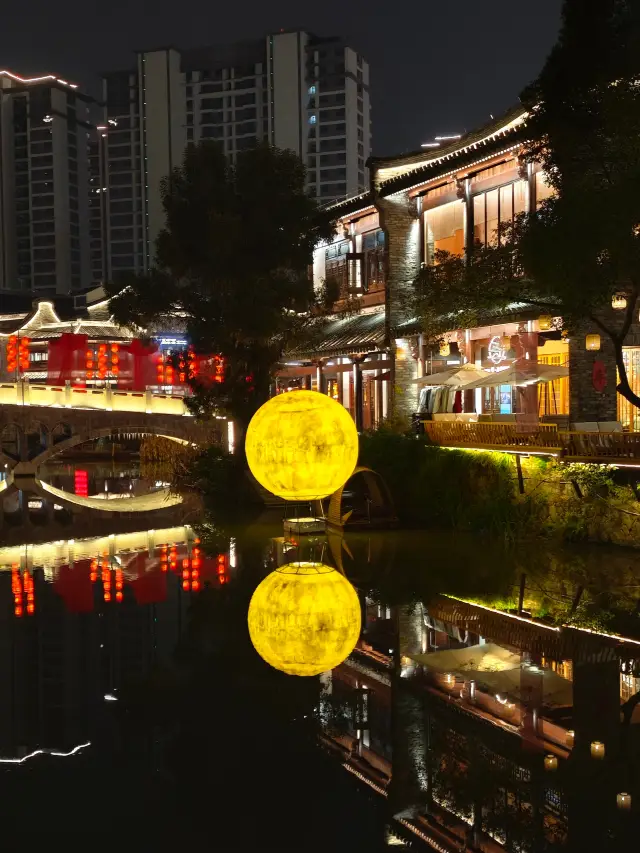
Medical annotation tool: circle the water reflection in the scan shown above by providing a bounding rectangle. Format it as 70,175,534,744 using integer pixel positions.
1,505,640,847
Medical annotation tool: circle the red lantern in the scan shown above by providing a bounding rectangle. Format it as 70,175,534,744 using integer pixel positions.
18,337,30,371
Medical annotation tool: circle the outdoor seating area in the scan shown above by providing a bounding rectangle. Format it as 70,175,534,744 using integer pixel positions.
423,420,640,464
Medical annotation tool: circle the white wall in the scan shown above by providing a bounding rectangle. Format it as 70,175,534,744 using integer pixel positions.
270,32,306,155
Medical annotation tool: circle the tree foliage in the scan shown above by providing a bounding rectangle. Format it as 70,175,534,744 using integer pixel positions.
105,142,335,428
414,0,640,408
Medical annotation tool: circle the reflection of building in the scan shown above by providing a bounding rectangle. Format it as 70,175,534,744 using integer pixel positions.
99,32,371,280
0,526,231,758
325,595,640,851
298,107,639,436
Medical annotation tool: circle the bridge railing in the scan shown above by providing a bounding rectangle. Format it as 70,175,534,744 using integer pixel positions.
0,381,189,417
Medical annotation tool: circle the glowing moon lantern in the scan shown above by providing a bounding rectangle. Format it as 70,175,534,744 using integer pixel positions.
245,390,358,501
248,562,361,676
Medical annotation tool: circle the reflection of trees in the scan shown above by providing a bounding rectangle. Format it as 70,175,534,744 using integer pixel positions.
426,700,566,853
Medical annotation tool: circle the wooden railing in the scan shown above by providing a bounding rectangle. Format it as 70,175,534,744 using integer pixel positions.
423,421,562,452
423,421,640,463
562,430,640,461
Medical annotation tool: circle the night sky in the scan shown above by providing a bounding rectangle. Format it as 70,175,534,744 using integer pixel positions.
1,0,563,155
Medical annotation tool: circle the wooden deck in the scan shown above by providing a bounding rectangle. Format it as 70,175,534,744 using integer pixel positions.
423,421,640,465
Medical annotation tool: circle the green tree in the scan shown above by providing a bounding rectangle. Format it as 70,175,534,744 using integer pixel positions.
414,0,640,409
105,141,334,439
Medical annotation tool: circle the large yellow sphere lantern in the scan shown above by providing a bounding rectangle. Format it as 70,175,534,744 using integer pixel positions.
245,390,358,501
248,562,361,676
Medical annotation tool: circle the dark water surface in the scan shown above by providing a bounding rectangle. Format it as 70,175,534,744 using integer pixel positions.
1,462,640,850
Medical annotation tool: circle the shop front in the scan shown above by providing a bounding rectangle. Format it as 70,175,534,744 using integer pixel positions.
414,319,569,424
276,310,390,430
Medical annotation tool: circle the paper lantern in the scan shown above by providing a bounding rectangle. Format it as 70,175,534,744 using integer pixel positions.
612,293,627,310
544,754,558,771
617,793,631,810
591,740,605,759
439,340,450,357
566,730,575,748
538,315,552,331
247,562,361,676
245,390,358,501
500,334,512,350
586,334,601,352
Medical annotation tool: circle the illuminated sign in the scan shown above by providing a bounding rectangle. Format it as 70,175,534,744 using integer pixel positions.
488,336,508,365
155,337,188,347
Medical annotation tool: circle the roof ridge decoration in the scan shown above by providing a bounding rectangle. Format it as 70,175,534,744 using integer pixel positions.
373,107,528,195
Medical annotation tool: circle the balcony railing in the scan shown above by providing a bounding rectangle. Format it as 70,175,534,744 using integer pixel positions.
423,421,640,464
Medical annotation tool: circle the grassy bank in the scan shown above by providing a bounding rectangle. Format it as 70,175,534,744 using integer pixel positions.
358,428,640,547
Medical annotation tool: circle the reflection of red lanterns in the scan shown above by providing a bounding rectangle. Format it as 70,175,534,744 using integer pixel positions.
12,565,22,618
217,554,228,585
74,469,89,497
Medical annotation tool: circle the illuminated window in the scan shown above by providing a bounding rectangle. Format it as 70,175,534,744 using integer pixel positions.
425,200,464,265
473,180,527,247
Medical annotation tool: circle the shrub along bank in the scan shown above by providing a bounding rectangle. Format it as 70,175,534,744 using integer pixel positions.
358,428,640,547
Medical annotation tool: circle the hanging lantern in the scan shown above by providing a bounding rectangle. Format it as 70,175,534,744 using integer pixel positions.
538,315,552,331
612,293,627,310
590,740,605,759
617,793,631,810
245,390,358,501
247,562,361,676
586,334,601,351
544,754,558,772
6,335,17,373
18,337,30,371
566,730,575,748
439,340,450,357
500,334,512,351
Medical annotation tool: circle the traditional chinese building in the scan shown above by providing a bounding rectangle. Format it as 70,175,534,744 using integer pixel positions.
297,106,640,435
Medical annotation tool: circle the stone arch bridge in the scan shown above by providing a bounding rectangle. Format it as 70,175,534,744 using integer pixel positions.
0,404,219,477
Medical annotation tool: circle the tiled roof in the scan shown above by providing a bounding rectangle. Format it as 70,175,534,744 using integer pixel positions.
288,310,385,358
372,106,528,195
27,321,134,341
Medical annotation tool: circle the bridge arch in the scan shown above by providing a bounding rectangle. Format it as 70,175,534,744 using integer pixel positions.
327,466,397,530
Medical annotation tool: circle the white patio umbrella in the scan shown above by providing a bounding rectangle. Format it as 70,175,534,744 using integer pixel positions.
461,363,568,390
413,364,491,387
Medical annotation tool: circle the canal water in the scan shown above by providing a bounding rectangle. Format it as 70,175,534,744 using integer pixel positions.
1,457,640,849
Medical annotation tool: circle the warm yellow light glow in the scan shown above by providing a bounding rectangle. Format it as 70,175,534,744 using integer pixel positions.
617,792,631,810
586,334,601,352
538,315,552,331
245,390,358,500
591,740,605,759
247,562,361,676
612,294,627,310
544,754,558,772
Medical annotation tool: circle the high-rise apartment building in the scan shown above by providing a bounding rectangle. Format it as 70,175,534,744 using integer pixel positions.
0,70,96,294
100,31,371,280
